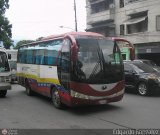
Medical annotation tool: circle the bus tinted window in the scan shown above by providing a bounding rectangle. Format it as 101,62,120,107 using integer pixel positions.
26,50,34,64
35,49,44,65
0,52,10,72
44,50,58,65
74,37,123,84
18,50,26,63
18,39,63,66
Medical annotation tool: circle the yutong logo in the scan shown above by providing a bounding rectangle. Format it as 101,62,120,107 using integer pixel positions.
101,85,107,90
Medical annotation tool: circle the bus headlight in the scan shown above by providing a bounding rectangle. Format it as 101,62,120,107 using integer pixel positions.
71,90,89,99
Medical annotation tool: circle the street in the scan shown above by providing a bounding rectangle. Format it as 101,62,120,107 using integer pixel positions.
0,84,160,130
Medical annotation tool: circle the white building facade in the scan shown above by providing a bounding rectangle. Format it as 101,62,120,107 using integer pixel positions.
86,0,160,65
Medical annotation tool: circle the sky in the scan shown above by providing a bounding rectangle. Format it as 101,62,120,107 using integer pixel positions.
6,0,87,41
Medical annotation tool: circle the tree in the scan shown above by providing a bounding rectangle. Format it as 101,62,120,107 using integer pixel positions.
14,40,34,49
0,0,12,49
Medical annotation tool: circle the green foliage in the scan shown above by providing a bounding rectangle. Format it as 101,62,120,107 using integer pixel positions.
0,0,9,14
14,40,34,49
0,0,12,49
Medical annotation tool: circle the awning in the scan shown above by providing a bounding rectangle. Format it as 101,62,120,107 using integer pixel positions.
124,16,147,25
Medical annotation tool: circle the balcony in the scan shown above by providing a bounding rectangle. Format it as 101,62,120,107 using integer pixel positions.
87,10,112,25
124,0,150,15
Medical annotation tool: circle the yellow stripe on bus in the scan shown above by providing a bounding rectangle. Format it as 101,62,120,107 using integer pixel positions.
16,73,60,85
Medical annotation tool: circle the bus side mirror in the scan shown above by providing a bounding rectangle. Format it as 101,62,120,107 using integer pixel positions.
8,54,11,59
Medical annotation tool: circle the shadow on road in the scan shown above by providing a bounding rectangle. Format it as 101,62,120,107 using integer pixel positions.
68,104,123,115
125,88,160,97
19,89,124,114
11,86,124,115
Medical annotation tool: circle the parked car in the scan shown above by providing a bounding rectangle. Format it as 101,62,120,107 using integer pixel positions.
124,61,160,96
124,59,160,72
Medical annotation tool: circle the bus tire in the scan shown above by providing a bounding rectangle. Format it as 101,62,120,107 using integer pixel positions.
25,80,34,96
51,87,63,109
0,90,7,97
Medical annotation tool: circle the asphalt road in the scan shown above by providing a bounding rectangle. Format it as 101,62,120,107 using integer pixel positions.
0,84,160,130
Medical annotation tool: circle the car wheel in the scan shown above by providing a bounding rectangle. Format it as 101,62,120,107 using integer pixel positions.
137,82,149,96
51,88,63,109
0,90,7,97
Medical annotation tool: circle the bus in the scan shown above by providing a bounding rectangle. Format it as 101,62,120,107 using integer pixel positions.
17,32,134,108
6,49,18,83
0,48,11,97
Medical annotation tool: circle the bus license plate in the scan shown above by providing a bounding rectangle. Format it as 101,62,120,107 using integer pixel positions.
99,100,107,104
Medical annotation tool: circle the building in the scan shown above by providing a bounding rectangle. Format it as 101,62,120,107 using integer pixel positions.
86,0,160,65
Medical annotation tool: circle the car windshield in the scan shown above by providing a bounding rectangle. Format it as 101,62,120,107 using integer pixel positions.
72,37,124,84
132,63,156,73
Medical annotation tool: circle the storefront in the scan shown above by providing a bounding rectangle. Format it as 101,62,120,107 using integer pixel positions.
135,42,160,66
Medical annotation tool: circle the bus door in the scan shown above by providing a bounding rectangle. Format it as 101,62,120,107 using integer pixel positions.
58,39,71,91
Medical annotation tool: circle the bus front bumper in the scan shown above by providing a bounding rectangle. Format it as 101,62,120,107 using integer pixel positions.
69,94,124,106
60,92,124,107
0,83,11,90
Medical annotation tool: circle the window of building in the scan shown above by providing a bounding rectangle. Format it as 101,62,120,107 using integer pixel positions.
90,0,98,3
91,1,111,14
125,0,145,5
120,0,124,8
125,11,148,34
127,18,148,34
156,15,160,31
120,24,125,35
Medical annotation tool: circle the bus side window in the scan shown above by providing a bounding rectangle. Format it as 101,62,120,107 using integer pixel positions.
26,50,34,64
45,50,57,65
35,50,44,65
20,50,26,63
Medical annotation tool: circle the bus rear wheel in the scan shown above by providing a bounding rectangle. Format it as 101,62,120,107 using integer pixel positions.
0,90,7,97
25,80,34,96
51,88,63,109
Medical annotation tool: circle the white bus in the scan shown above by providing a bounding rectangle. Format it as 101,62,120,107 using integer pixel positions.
0,48,11,97
6,49,18,83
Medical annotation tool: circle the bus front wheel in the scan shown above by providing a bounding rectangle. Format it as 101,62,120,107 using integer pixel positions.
0,90,7,97
51,88,63,109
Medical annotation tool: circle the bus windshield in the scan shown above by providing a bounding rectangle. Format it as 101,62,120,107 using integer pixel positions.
73,37,124,84
0,51,10,72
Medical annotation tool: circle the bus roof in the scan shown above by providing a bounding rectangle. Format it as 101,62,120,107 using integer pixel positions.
42,32,104,40
19,32,132,49
19,32,104,48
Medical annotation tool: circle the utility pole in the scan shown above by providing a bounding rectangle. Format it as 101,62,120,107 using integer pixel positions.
74,0,78,32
